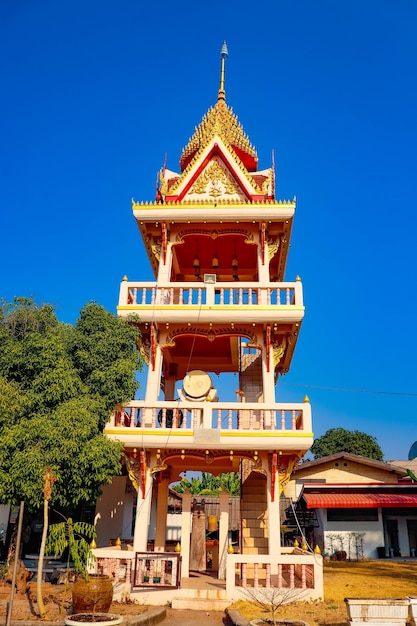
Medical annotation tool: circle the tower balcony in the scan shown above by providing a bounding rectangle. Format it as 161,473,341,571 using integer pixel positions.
117,279,304,325
104,398,313,454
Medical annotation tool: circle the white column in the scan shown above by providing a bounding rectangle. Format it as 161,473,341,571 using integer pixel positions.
218,489,229,579
180,488,192,577
260,330,275,404
398,518,410,557
144,342,163,403
154,480,169,552
133,467,153,553
157,240,173,283
257,234,270,283
266,452,281,557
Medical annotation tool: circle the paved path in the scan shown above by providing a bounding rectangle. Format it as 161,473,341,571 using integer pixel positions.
162,607,230,625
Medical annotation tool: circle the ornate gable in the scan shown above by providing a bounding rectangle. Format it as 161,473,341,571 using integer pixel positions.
161,135,272,202
157,42,275,205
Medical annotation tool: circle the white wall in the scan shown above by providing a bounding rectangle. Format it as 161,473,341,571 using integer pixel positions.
95,476,134,546
316,508,385,559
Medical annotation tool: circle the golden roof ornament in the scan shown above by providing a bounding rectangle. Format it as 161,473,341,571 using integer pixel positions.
218,40,228,102
180,42,258,172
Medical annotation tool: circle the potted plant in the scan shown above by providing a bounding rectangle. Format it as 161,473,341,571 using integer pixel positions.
345,597,409,625
46,516,118,623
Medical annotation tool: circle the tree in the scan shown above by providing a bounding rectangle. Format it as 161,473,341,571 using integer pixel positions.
172,472,240,496
310,427,383,461
0,298,142,618
0,298,142,510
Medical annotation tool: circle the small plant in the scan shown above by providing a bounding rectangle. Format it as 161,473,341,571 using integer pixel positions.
243,586,305,626
0,562,8,581
46,516,96,579
46,515,97,616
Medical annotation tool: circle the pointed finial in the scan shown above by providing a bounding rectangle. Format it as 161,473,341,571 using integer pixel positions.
218,41,228,102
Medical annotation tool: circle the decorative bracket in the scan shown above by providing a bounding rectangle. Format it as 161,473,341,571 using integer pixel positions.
161,223,167,264
261,222,266,265
125,449,150,499
265,325,271,373
150,324,157,371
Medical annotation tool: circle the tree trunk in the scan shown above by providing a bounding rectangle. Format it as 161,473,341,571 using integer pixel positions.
36,497,49,619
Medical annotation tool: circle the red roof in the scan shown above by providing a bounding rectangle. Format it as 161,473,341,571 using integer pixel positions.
303,492,417,509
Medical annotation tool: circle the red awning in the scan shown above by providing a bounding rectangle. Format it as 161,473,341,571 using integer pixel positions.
303,493,417,509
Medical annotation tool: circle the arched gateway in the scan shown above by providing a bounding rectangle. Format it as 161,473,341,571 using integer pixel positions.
94,42,323,608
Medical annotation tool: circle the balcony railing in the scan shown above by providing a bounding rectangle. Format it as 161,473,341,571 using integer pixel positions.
118,281,303,309
108,400,312,435
226,549,323,601
94,549,323,601
133,552,181,589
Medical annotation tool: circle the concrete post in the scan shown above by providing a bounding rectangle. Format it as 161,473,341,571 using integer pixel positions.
218,489,229,579
154,479,169,552
181,488,192,577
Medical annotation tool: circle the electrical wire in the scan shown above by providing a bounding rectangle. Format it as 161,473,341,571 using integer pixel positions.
281,381,417,397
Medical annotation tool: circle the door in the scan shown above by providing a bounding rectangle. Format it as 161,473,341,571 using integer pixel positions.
385,519,400,556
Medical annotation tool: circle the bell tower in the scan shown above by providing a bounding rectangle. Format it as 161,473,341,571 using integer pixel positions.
102,42,322,602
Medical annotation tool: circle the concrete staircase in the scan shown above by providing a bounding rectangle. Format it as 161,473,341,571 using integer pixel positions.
241,471,268,556
239,351,263,402
171,587,230,611
171,572,230,611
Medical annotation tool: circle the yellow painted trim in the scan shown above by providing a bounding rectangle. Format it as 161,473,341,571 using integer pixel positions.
117,306,305,312
132,202,296,209
220,431,314,438
104,429,194,437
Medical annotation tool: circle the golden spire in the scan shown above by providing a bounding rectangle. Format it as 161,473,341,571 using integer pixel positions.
179,40,258,172
218,41,228,102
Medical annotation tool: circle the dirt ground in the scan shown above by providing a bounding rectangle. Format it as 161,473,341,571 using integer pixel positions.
0,583,227,624
232,560,417,624
1,561,417,625
0,582,150,622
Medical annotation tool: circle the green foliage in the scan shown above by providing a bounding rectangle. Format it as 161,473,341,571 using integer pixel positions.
46,517,96,578
172,472,240,496
0,298,143,511
310,427,384,461
407,469,417,482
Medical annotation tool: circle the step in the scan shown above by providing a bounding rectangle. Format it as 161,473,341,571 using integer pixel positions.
172,596,231,611
179,587,228,600
242,519,267,529
242,536,268,548
242,527,267,537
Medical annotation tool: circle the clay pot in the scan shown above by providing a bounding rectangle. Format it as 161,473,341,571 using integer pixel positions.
72,574,113,614
65,614,122,625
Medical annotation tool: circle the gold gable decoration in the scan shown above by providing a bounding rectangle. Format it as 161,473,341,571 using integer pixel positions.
191,160,241,197
180,100,258,172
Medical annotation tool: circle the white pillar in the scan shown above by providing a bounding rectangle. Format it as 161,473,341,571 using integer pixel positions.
144,342,163,403
260,330,275,404
154,480,169,552
157,242,173,283
258,234,270,283
133,467,153,553
180,488,192,577
218,489,229,579
398,518,410,557
266,453,281,557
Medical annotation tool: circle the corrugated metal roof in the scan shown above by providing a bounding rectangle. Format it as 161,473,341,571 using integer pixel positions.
304,492,417,509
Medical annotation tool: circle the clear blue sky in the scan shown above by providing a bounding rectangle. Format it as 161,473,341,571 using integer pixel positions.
1,1,416,461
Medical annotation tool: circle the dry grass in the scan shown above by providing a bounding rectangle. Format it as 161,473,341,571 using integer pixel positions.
230,560,417,625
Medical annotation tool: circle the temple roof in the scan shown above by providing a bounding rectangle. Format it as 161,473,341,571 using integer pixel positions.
179,43,258,173
179,99,258,172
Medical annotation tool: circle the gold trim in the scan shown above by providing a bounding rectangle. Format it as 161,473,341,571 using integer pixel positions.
220,431,314,438
104,429,195,436
117,306,305,312
132,198,296,208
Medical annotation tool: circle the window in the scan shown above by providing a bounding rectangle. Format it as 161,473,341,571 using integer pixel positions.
327,508,378,522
